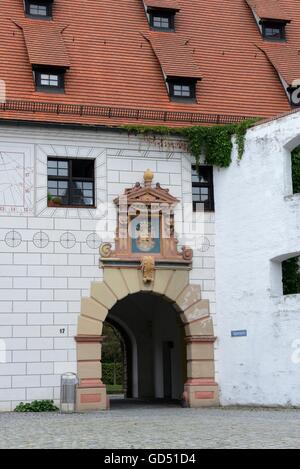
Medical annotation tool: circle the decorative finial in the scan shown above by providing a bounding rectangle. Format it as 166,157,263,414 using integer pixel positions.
144,169,154,187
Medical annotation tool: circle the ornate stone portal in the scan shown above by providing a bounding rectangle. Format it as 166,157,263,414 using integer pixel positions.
75,171,219,411
101,169,192,266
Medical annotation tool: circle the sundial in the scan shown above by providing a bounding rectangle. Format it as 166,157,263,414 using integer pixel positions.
0,151,33,214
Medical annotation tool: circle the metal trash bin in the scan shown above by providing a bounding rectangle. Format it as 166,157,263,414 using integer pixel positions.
60,373,79,413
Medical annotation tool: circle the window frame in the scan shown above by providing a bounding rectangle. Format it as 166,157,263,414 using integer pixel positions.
149,10,175,31
34,67,66,93
25,0,53,19
167,78,197,102
47,157,96,208
262,21,286,41
282,256,300,295
192,165,214,212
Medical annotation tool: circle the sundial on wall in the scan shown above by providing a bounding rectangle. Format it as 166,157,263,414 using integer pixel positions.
100,170,193,273
0,151,33,215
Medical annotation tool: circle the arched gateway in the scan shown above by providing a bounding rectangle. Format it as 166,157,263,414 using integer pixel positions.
75,171,219,411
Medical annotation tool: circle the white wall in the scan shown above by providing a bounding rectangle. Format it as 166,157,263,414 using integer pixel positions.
214,112,300,406
0,124,216,411
2,113,300,409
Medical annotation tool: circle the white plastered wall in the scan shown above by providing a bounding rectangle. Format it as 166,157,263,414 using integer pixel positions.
214,111,300,406
0,124,216,410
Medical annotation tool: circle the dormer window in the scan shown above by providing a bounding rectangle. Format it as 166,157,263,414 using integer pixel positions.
34,67,65,92
143,1,180,32
167,78,197,102
262,21,286,41
144,34,202,103
257,45,300,109
25,0,53,19
245,0,291,42
149,10,175,31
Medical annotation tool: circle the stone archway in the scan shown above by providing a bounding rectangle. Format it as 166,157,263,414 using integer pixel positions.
75,267,219,411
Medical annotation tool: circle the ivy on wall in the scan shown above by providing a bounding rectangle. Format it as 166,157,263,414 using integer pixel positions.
291,146,300,194
124,118,258,168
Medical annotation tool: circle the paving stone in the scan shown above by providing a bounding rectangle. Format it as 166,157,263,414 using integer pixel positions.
0,402,299,449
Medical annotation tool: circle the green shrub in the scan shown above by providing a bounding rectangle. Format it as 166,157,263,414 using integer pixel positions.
14,400,59,413
102,362,123,385
106,384,124,394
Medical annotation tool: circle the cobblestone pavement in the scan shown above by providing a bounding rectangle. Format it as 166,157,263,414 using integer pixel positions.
0,400,299,449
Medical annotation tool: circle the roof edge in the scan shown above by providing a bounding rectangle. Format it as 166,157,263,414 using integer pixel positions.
0,99,255,125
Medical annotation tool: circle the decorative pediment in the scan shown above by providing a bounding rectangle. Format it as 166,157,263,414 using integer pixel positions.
100,170,192,269
114,169,179,206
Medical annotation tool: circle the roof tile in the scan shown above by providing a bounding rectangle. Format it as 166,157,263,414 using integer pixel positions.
144,33,202,79
0,0,299,126
144,1,181,11
246,0,291,22
18,20,70,68
258,44,300,85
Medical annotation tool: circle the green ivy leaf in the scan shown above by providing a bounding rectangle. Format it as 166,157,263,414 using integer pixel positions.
123,119,259,168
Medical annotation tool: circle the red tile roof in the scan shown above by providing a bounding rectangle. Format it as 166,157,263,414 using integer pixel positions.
246,0,291,22
144,33,202,79
0,0,299,127
258,44,300,85
144,1,181,11
16,20,70,68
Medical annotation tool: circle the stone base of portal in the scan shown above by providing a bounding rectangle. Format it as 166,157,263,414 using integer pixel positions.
76,379,109,412
183,379,219,408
